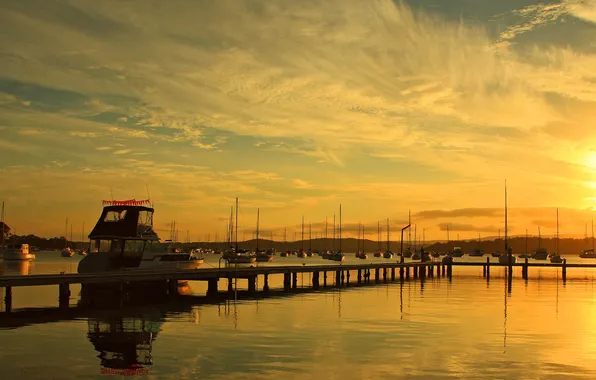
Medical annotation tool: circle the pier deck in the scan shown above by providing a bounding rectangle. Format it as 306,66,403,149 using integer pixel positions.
0,259,587,312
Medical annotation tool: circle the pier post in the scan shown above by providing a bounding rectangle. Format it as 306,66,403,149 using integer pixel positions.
4,286,11,313
168,279,178,297
207,278,218,296
447,263,453,279
383,268,387,282
323,272,327,287
263,274,270,292
292,272,298,289
406,266,410,280
523,257,528,280
420,265,426,279
374,268,380,283
248,276,257,293
427,265,432,277
562,259,567,282
313,271,320,289
346,270,350,285
336,270,341,286
441,265,446,277
284,273,291,291
485,259,490,280
399,267,404,281
357,269,362,284
413,265,418,279
228,277,234,293
391,267,395,281
58,283,70,308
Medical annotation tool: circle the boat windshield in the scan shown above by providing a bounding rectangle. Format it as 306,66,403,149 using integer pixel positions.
125,240,146,254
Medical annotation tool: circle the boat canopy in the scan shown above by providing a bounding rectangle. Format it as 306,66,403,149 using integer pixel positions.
88,204,159,241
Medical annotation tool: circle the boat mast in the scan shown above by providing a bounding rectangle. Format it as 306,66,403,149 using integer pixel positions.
339,204,342,253
256,208,259,253
309,222,312,251
333,214,335,253
525,229,528,255
362,224,365,253
538,226,541,249
325,217,327,251
386,218,390,252
301,216,304,251
65,217,68,249
408,209,411,251
505,179,508,257
556,208,559,255
357,222,360,253
592,218,594,252
378,221,381,251
235,198,239,252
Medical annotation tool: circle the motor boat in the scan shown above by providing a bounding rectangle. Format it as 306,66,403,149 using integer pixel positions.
78,199,204,273
3,243,36,261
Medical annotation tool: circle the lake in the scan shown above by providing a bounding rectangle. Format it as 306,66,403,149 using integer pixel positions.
1,252,596,379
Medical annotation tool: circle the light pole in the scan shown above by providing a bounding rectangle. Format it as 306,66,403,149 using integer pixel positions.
400,224,411,264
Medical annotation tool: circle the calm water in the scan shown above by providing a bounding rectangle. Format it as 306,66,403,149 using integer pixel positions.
2,252,596,379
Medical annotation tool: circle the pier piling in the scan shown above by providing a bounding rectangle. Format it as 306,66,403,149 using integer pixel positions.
346,270,350,285
323,272,327,287
383,268,387,282
4,286,11,313
312,272,319,289
58,283,70,308
283,273,291,291
228,277,234,293
207,278,218,296
248,276,256,293
336,270,341,286
357,269,362,284
292,273,298,289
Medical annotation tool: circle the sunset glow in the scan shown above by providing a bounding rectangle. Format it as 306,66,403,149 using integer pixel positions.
1,0,596,240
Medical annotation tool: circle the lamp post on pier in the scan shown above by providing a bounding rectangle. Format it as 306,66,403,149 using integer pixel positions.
400,224,411,264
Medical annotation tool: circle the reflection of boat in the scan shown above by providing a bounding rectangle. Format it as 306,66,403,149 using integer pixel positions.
78,199,203,273
87,310,163,376
3,244,36,261
2,260,33,275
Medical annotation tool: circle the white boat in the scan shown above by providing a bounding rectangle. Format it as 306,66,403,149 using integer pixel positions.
78,199,203,273
3,243,36,261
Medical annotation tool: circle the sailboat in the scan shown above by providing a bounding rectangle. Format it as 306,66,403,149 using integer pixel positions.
499,180,516,265
550,209,563,263
307,223,313,257
297,216,307,258
356,224,367,259
470,234,484,256
579,219,596,258
225,198,256,264
383,218,394,258
532,226,548,260
61,217,74,257
255,209,273,263
330,205,345,262
374,221,382,257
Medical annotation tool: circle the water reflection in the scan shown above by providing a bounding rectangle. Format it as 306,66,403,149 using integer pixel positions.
1,261,33,276
87,310,163,375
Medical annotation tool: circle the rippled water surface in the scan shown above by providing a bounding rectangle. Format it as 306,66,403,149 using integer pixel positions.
2,252,596,379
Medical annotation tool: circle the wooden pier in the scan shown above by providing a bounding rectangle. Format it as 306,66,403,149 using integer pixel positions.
0,258,583,312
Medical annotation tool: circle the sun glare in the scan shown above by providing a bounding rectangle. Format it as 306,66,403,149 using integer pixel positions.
587,151,596,170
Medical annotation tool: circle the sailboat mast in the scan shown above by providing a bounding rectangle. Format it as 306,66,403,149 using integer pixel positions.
378,221,381,251
538,226,541,249
504,179,508,255
556,208,559,255
339,204,342,253
325,217,327,251
357,223,360,253
525,229,528,255
333,215,336,252
386,218,390,251
362,224,365,253
256,208,259,252
592,218,594,252
408,210,411,250
309,222,312,251
301,216,304,251
235,198,239,252
65,217,68,249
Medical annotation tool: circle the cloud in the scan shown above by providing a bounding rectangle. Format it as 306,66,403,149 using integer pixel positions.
415,208,502,220
438,223,500,233
566,0,596,23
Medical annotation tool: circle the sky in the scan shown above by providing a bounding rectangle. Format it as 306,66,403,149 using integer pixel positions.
1,0,596,242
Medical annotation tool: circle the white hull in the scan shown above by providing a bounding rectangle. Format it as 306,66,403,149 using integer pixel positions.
3,252,36,261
